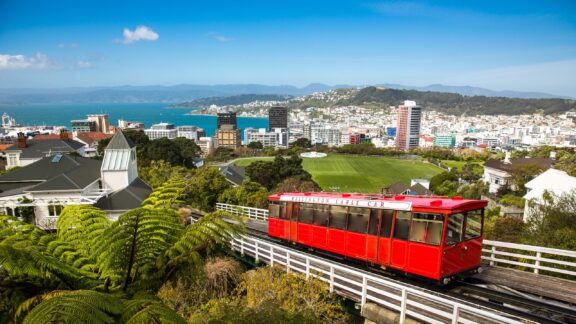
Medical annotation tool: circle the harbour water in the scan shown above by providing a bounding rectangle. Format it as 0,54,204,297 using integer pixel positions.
0,103,268,137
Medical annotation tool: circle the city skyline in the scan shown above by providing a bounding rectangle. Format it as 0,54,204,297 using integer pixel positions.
1,1,575,97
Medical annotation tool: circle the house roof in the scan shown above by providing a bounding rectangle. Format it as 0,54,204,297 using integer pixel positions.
0,155,102,196
106,131,135,150
524,168,576,201
409,183,433,196
95,178,152,211
75,132,114,145
34,134,71,140
5,139,85,159
384,181,409,195
484,158,555,173
219,164,245,186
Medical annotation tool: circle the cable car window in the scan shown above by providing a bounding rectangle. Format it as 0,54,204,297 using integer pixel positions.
368,209,380,235
280,203,291,220
379,210,394,238
269,203,281,219
409,213,444,246
348,207,370,233
299,203,314,224
393,211,411,240
445,213,465,245
313,204,329,227
329,205,348,230
464,209,483,240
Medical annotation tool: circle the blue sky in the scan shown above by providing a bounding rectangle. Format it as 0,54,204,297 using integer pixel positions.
1,0,575,96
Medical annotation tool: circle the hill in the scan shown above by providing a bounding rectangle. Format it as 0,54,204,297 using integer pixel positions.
171,94,292,108
347,87,576,115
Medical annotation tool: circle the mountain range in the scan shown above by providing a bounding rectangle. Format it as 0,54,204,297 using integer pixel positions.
0,83,571,105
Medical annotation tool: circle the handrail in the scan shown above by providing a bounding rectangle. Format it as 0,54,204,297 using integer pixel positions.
216,203,576,279
230,235,522,324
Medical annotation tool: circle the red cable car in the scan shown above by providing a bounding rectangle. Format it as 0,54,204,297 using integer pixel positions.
268,192,487,283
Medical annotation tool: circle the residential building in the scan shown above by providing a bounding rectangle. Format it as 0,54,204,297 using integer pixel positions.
522,168,576,222
0,131,152,228
177,126,205,141
196,136,215,156
217,112,237,130
349,133,365,145
395,101,422,151
244,128,278,147
310,124,340,146
216,124,241,149
71,119,97,132
144,122,178,140
5,131,86,168
87,114,111,134
483,152,556,194
74,132,114,157
434,134,456,148
118,119,145,131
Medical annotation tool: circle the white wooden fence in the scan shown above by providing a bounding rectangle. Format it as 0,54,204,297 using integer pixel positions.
482,240,576,278
230,235,522,324
216,203,576,279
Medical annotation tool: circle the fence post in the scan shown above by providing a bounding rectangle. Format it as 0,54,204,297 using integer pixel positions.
451,305,460,324
330,267,335,293
306,258,310,279
254,240,259,263
535,251,541,274
270,245,274,266
490,246,496,266
361,276,368,308
286,252,291,273
400,289,407,323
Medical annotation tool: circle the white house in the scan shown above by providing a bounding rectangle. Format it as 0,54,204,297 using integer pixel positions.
0,131,152,228
5,132,86,168
483,152,555,194
522,168,576,222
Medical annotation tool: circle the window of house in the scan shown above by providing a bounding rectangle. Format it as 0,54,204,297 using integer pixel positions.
409,213,444,246
299,203,314,224
379,210,394,238
48,204,64,217
393,211,411,240
329,205,347,230
348,207,370,234
445,213,465,245
464,209,483,240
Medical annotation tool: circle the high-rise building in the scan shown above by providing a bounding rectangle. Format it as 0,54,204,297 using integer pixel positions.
87,114,111,134
144,122,178,140
395,101,422,151
177,126,205,141
217,112,237,130
268,106,288,129
216,124,241,149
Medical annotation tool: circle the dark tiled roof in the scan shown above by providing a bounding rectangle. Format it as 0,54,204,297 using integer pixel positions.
106,131,135,149
409,183,433,196
5,139,85,159
384,181,409,195
0,155,102,196
219,165,245,186
95,178,152,211
484,158,554,173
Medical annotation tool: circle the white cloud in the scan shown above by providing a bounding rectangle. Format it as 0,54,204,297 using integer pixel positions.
76,61,92,69
0,53,52,70
119,26,159,44
207,32,233,42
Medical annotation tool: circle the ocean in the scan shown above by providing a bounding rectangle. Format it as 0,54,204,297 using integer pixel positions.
0,103,268,138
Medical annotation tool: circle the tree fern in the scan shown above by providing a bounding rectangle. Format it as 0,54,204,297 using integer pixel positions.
92,208,183,291
142,176,190,209
18,290,123,324
122,293,186,324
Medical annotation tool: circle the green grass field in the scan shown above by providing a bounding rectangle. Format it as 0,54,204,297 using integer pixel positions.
440,160,483,171
235,154,443,193
234,157,275,166
302,154,442,193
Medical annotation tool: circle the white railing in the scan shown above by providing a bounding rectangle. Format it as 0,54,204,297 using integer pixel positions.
216,203,576,279
482,240,576,278
216,203,268,221
230,235,522,324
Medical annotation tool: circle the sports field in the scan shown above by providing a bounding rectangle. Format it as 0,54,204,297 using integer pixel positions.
235,154,443,193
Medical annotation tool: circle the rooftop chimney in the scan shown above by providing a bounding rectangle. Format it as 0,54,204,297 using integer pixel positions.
60,129,69,140
17,132,27,148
